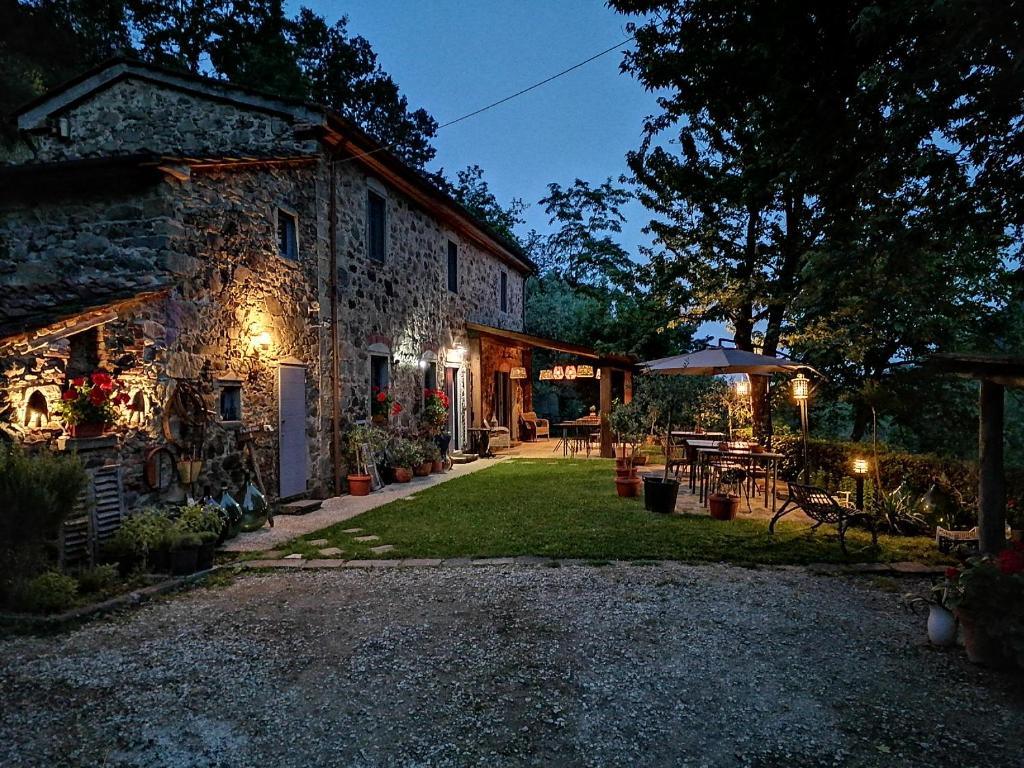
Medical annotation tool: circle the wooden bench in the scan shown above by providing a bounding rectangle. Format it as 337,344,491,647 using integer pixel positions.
769,482,878,555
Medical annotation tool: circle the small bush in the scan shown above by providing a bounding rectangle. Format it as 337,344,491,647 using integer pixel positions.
11,571,78,614
76,564,118,594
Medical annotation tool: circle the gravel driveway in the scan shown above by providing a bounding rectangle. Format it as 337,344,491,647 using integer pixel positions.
1,565,1021,768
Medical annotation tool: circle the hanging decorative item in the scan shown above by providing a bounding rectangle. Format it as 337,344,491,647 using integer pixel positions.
539,369,553,381
564,365,577,380
552,366,565,380
510,366,527,380
576,364,594,378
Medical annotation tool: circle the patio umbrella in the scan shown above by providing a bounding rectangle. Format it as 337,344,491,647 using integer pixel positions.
641,347,818,377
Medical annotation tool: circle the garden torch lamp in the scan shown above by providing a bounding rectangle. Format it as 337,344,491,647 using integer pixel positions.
735,376,750,398
852,457,869,510
791,373,811,483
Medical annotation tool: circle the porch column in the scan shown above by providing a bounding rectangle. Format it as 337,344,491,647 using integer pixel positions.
469,336,482,428
623,368,633,404
600,365,614,458
978,379,1006,554
522,348,534,412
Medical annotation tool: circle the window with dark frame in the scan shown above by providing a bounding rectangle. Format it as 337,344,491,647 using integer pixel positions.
370,354,389,412
277,208,298,261
219,385,242,422
367,191,386,261
447,240,458,293
500,271,508,313
67,327,101,381
424,361,438,391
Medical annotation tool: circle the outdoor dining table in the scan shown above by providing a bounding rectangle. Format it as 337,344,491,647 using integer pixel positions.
693,446,784,513
679,439,726,491
553,420,600,457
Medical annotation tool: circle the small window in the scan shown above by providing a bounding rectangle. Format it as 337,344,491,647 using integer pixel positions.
220,385,242,422
367,191,386,262
424,361,438,391
500,271,508,313
277,208,298,260
370,353,390,413
447,241,458,293
67,327,101,380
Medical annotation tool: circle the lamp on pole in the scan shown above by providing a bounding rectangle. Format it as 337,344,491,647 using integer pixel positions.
852,457,869,510
729,376,751,438
791,373,811,484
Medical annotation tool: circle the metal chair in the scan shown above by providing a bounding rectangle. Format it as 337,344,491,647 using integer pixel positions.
769,482,878,555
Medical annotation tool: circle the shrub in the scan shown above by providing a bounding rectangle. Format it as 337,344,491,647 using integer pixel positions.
0,445,87,601
175,503,223,538
76,564,118,594
10,571,78,614
107,508,176,561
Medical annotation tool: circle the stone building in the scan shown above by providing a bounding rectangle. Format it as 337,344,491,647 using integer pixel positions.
0,58,632,509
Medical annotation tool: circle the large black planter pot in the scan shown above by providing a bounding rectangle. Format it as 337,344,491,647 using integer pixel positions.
147,547,171,574
171,546,199,576
377,462,393,485
643,476,680,514
196,542,215,571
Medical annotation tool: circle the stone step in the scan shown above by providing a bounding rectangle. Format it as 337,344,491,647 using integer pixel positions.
450,453,478,464
278,498,323,515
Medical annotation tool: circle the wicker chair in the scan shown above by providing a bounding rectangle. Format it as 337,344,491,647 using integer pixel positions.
769,482,878,555
520,411,550,440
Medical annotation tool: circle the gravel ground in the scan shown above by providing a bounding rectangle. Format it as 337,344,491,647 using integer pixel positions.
1,565,1021,768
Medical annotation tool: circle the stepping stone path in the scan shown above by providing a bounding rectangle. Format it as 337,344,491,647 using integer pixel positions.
318,547,344,557
308,539,330,547
369,544,396,554
353,535,380,543
341,528,362,534
284,553,304,560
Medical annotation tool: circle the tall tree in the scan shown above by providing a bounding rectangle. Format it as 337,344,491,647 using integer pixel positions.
611,0,1014,442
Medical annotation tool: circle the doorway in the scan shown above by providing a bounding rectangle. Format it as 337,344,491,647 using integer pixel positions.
494,370,511,428
278,363,307,498
445,365,461,451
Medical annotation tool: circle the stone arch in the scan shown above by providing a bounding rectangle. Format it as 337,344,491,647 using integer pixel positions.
24,390,49,429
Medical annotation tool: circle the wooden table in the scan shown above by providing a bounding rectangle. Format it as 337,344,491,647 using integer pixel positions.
553,420,600,457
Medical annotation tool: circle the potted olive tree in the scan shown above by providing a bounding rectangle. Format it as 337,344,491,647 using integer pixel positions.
346,424,388,496
607,400,645,498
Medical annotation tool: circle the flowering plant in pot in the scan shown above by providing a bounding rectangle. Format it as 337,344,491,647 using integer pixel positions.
420,388,450,437
345,424,388,496
943,543,1024,668
708,468,744,520
371,387,402,424
56,372,129,436
387,438,423,483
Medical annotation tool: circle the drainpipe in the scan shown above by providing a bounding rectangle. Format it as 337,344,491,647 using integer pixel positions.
329,158,342,494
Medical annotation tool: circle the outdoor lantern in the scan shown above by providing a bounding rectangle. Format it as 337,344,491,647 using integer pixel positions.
852,457,870,511
252,331,272,351
564,365,577,380
552,366,565,380
576,364,594,378
510,366,527,380
790,373,810,401
734,377,750,397
538,369,553,381
853,457,869,475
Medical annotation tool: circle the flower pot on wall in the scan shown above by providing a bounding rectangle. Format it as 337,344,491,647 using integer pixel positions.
347,474,373,496
708,494,740,521
926,605,957,647
66,422,106,438
393,467,413,483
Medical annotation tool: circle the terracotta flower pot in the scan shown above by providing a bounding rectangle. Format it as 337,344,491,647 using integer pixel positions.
393,467,413,483
67,422,106,438
432,460,446,474
615,464,637,479
615,476,641,498
632,453,649,467
957,610,1012,668
414,461,432,477
347,474,373,496
708,493,740,520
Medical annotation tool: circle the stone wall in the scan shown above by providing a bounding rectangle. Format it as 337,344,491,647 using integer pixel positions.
333,162,527,426
15,78,314,163
0,160,328,505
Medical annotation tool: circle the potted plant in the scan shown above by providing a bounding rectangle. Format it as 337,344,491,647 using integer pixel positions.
175,503,223,569
169,529,201,575
371,387,401,426
943,543,1024,668
56,372,129,437
413,439,435,477
387,437,422,483
421,440,444,474
420,388,450,437
346,424,387,496
607,400,645,498
643,406,680,515
708,468,744,520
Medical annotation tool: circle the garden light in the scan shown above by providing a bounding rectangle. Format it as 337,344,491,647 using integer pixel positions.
853,457,869,475
734,377,750,397
790,373,810,401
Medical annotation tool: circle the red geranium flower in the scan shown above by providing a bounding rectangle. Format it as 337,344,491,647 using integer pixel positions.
997,547,1024,575
62,389,77,401
945,566,960,581
377,392,387,402
71,377,86,389
88,388,107,406
392,402,402,415
91,372,112,386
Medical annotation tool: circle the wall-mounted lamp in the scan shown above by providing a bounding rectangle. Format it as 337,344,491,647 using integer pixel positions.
252,331,272,351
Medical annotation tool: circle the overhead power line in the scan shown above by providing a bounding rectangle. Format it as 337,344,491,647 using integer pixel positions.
335,33,637,166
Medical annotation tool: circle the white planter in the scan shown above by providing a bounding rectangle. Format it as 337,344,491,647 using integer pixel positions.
927,605,957,647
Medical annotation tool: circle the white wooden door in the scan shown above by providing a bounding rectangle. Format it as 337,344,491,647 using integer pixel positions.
278,364,307,498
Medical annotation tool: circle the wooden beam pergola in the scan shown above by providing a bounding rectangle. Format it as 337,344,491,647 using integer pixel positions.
926,353,1024,554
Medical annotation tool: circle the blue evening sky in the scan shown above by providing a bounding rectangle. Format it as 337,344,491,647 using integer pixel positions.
292,0,660,256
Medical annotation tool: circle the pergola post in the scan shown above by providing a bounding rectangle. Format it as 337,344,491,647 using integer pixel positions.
978,379,1006,554
599,365,614,458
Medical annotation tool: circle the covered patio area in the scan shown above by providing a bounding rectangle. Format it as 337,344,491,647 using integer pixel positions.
465,322,635,457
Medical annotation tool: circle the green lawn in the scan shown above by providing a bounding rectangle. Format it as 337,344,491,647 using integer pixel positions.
278,459,949,565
